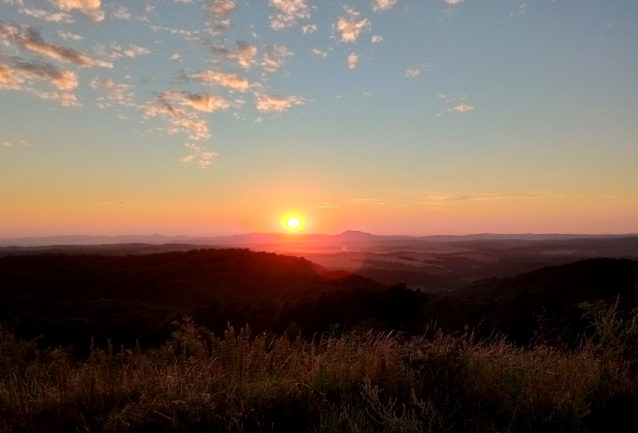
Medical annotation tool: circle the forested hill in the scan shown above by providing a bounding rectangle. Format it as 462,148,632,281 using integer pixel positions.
429,258,638,344
1,250,637,355
0,249,384,351
0,248,382,306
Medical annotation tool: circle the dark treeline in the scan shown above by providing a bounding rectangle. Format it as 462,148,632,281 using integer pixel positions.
1,249,638,356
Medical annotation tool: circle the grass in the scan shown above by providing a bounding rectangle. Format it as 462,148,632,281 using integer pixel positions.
1,300,637,432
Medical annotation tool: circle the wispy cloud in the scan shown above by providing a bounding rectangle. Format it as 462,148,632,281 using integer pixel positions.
372,0,399,12
261,44,293,74
162,90,229,112
57,30,83,41
0,57,79,105
227,41,257,69
347,198,385,205
268,0,310,31
512,3,527,17
405,63,431,77
181,142,217,168
18,7,74,23
334,7,370,43
371,35,383,43
347,52,359,69
314,202,339,208
52,0,105,22
204,0,235,33
0,23,112,68
194,69,250,91
108,3,130,20
301,24,317,34
419,192,550,206
2,58,77,90
90,77,137,107
255,92,305,112
443,0,463,5
449,102,474,113
145,92,211,140
311,48,327,58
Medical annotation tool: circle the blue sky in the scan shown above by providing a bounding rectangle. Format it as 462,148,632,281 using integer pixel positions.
1,0,637,237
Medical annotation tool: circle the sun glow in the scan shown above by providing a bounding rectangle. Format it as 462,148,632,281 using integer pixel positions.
282,213,306,232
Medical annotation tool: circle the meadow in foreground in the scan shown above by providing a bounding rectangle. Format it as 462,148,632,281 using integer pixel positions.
1,300,637,433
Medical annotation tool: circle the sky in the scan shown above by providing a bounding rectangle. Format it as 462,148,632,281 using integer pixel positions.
1,0,637,237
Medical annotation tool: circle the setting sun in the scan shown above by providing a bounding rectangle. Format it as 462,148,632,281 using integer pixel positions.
281,214,306,232
287,218,300,229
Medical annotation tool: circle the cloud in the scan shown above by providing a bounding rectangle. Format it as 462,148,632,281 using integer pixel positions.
513,3,527,17
255,93,305,112
227,41,257,69
371,35,383,43
334,7,370,43
0,0,25,6
169,53,182,62
348,198,385,205
18,7,75,23
372,0,399,12
90,77,137,107
449,102,474,113
0,22,112,68
108,3,131,20
57,31,83,41
0,57,79,105
145,93,211,140
204,0,235,32
182,142,217,168
93,43,150,61
314,202,339,208
443,0,463,5
162,90,229,112
419,192,550,206
301,24,317,34
194,69,250,92
1,141,11,147
405,64,431,77
261,44,293,74
311,48,327,58
347,52,359,69
10,58,77,90
52,0,105,22
268,0,310,30
122,45,150,58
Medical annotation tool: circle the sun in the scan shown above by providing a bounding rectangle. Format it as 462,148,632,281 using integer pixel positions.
281,213,306,232
287,217,300,229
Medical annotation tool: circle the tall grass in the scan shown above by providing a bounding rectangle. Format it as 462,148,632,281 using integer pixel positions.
1,302,637,432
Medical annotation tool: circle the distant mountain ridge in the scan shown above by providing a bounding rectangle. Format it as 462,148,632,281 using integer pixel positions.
0,230,636,247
